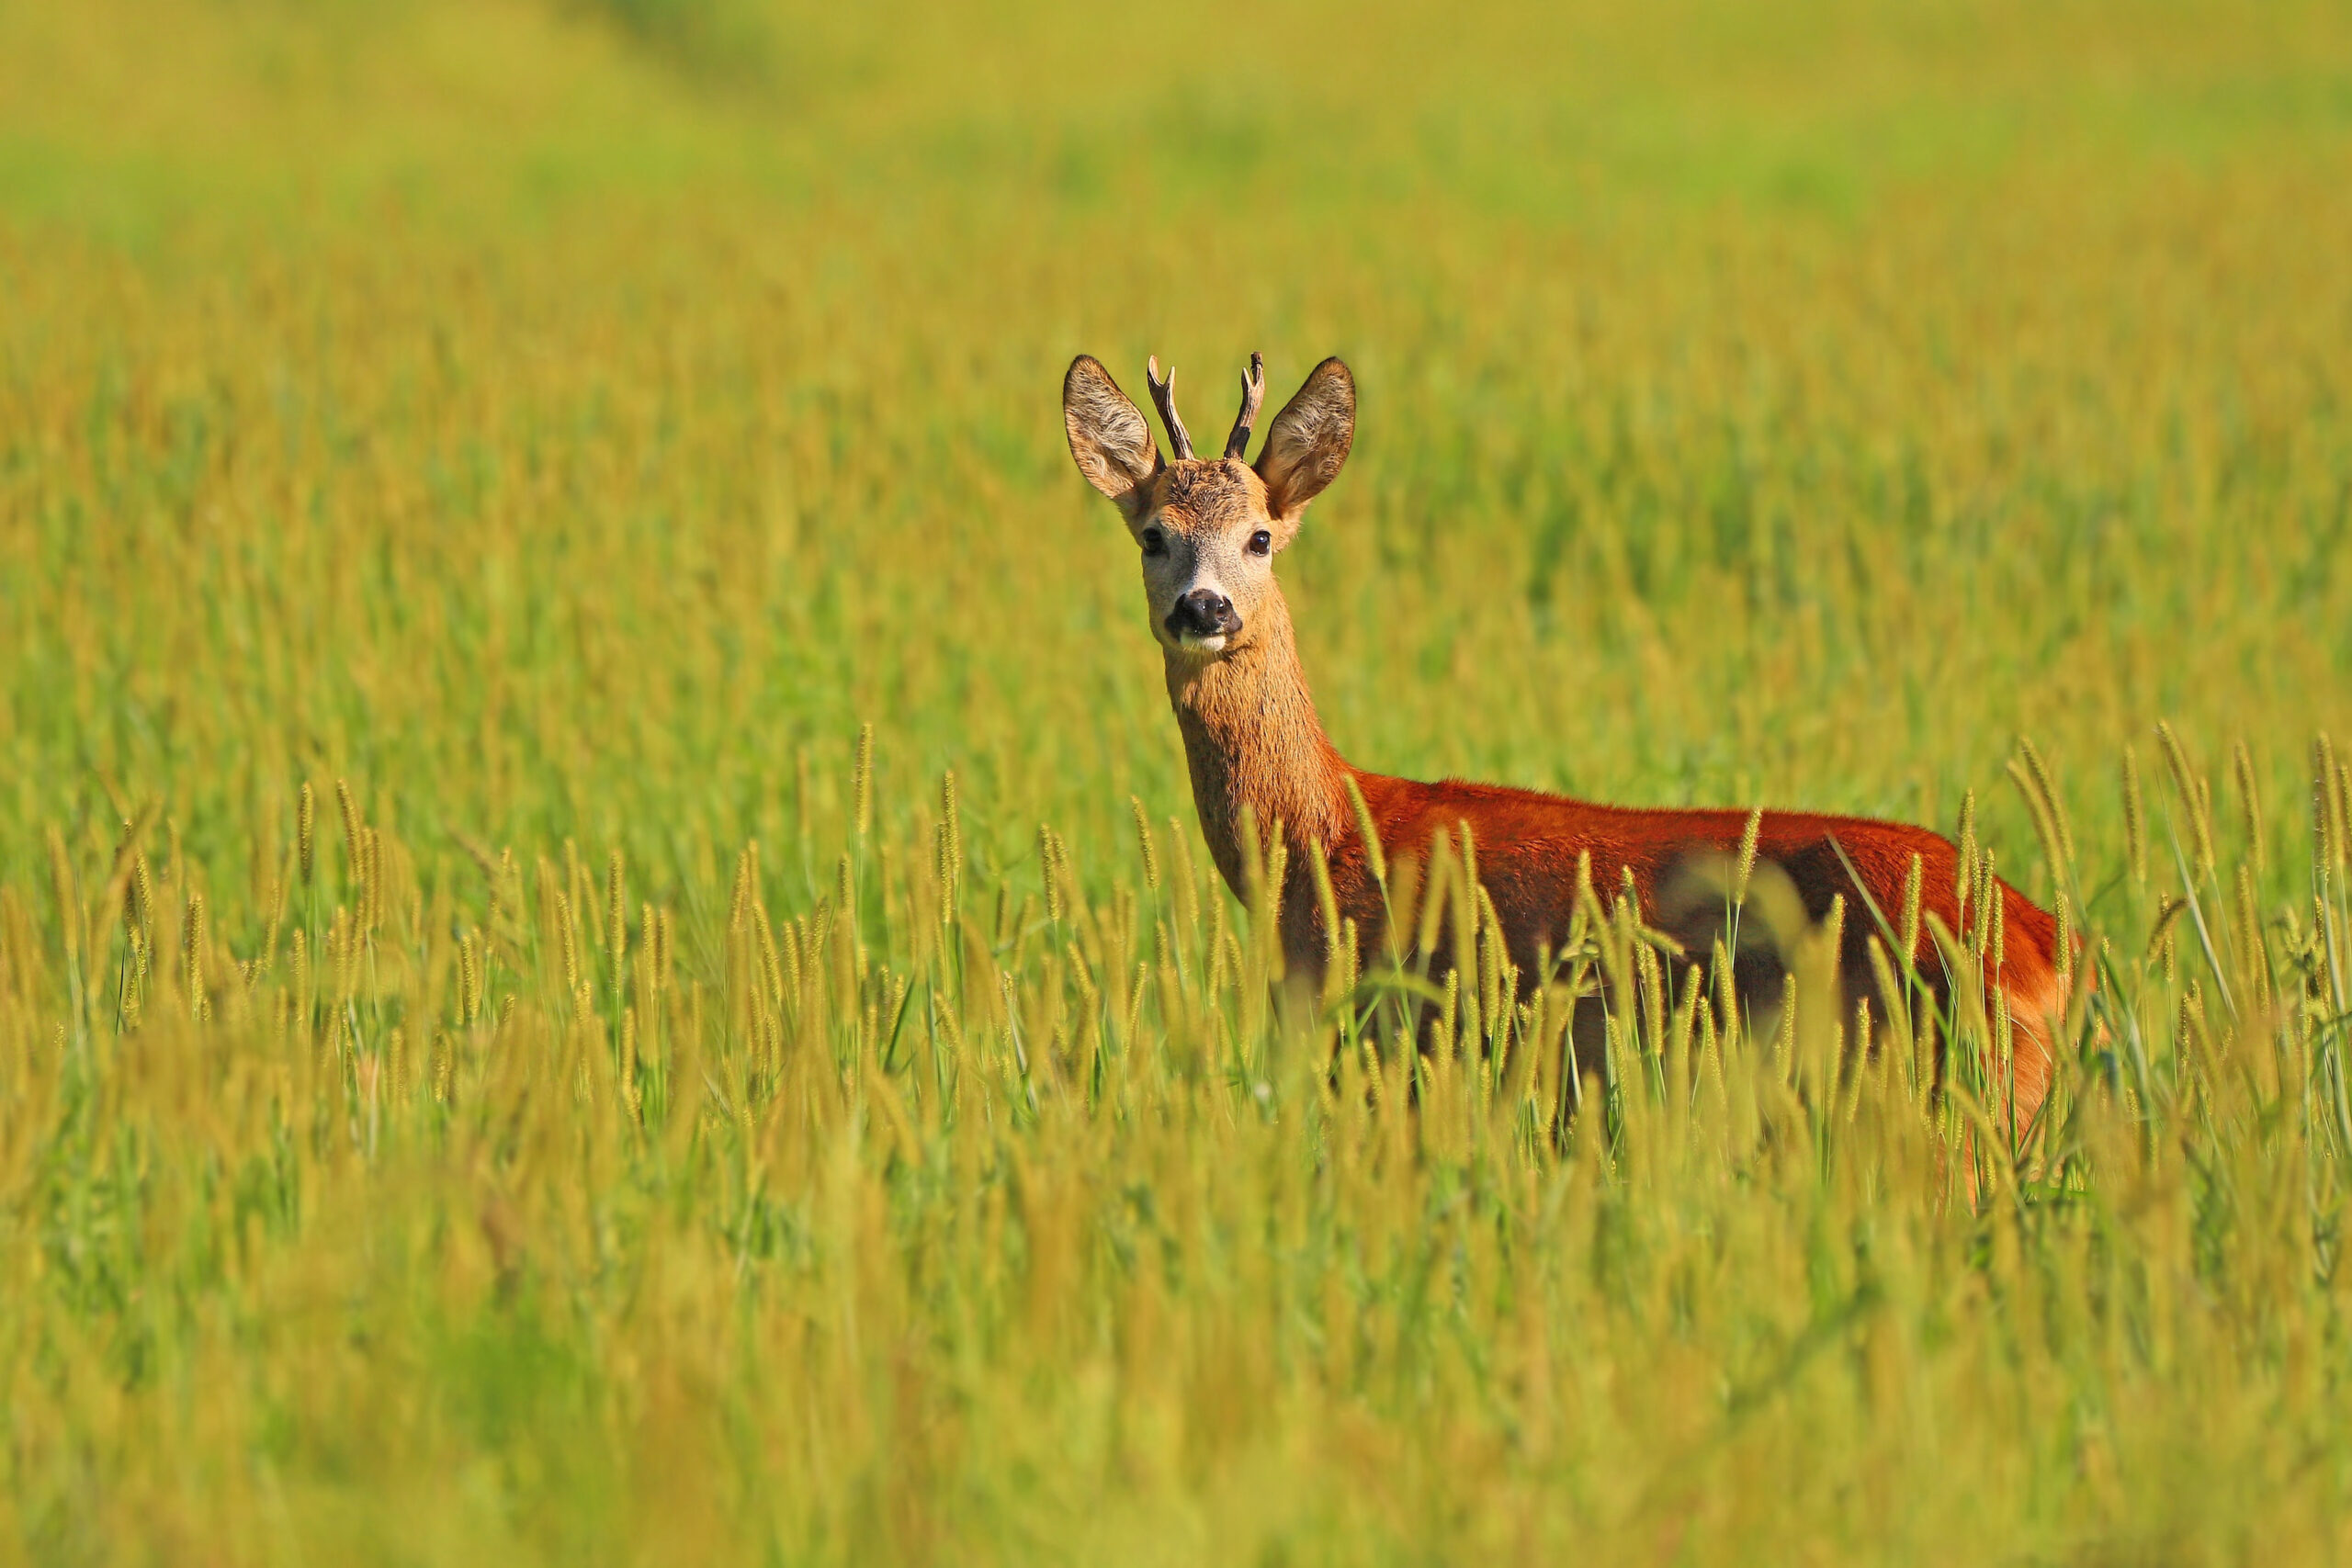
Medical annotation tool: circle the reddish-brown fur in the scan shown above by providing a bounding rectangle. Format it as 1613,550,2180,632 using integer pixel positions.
1068,351,2064,1131
1352,781,2058,1117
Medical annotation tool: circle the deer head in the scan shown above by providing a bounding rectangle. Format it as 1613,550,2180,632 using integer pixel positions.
1064,352,1355,659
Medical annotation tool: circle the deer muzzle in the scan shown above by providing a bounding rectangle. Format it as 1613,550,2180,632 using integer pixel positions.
1167,588,1241,645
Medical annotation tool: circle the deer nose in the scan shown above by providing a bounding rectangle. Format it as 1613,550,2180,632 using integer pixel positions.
1167,589,1240,640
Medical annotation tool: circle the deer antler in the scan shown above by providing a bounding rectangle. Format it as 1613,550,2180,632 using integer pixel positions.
1145,355,1195,461
1223,351,1266,460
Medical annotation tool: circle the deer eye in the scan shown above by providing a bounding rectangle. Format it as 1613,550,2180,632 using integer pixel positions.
1140,527,1167,557
1247,529,1272,556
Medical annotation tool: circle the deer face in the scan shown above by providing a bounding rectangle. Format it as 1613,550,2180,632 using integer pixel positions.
1064,354,1354,660
1136,459,1272,655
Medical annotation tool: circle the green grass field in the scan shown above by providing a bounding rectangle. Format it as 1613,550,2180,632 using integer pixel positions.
5,0,2352,1560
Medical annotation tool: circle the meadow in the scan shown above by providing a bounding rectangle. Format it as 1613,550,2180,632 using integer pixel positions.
3,0,2352,1560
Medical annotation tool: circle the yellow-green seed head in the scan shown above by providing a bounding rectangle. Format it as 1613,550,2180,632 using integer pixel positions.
1129,794,1159,893
298,781,316,886
335,778,363,895
1955,790,1978,910
605,850,626,964
1344,774,1385,886
184,891,208,1020
1733,807,1762,908
854,722,876,841
2233,740,2264,876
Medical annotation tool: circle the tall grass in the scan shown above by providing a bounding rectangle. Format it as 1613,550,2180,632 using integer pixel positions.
3,0,2351,1559
2,732,2349,1561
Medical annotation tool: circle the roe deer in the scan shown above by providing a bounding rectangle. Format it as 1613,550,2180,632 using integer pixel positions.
1063,350,2069,1133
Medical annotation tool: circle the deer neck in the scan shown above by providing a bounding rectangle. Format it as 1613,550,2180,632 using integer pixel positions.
1164,587,1352,900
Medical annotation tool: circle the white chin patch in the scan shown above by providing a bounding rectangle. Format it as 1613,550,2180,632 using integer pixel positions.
1182,634,1228,654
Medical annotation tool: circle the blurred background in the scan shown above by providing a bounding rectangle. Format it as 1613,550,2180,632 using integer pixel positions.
3,0,2348,901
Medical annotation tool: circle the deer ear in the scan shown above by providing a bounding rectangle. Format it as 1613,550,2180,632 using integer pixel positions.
1064,355,1161,519
1254,356,1354,521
